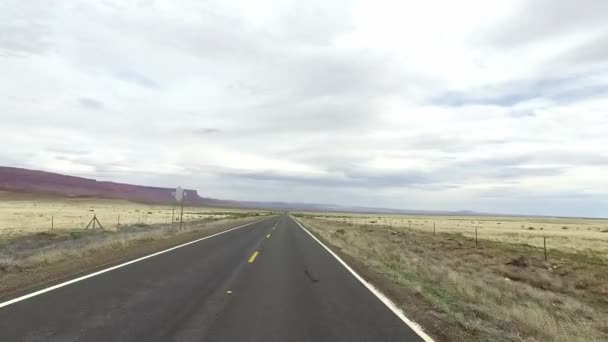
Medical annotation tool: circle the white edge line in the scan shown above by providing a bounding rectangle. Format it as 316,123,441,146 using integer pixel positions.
0,217,274,309
291,216,435,342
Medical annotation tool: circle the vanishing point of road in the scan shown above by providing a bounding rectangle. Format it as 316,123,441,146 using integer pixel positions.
0,214,429,341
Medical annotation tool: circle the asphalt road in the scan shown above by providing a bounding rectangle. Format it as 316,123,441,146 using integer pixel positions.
0,215,427,342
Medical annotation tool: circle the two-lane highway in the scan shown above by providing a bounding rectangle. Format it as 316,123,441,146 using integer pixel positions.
0,214,429,341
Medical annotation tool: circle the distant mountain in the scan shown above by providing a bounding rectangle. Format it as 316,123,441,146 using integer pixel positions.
0,166,225,206
0,166,492,216
231,201,489,216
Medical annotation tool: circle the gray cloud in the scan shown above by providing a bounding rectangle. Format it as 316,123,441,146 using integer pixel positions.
508,110,536,118
225,82,269,96
553,31,608,68
46,147,89,156
222,168,431,188
193,128,223,135
493,166,564,179
78,97,104,110
0,1,54,56
401,135,509,153
431,73,608,107
276,4,355,46
487,0,608,47
280,52,405,99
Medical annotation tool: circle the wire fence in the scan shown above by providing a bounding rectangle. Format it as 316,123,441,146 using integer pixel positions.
314,215,608,260
0,206,244,237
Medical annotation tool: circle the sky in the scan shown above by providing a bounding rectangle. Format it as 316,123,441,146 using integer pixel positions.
1,0,607,217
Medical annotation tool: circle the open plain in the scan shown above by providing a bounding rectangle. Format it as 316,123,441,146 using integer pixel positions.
0,191,257,237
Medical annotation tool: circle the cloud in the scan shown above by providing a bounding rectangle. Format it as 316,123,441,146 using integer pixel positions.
223,167,431,188
0,0,607,217
0,1,54,56
431,73,608,107
78,97,105,110
486,0,608,47
193,128,222,135
114,70,158,88
556,32,608,66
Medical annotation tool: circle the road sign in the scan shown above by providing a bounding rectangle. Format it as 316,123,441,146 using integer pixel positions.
174,187,184,202
174,187,187,231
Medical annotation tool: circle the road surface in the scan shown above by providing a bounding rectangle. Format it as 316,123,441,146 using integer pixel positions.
0,215,427,341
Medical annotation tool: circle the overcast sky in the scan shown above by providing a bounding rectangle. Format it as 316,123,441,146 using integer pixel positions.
1,0,607,217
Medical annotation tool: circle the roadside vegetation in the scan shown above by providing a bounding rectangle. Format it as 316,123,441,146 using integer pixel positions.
303,212,608,256
0,191,260,237
0,192,274,298
295,213,608,342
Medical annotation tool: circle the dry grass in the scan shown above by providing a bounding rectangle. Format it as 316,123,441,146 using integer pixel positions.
296,213,608,342
303,212,608,257
0,191,261,237
0,215,266,273
0,191,273,275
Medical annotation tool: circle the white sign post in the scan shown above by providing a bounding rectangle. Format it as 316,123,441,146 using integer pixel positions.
174,187,186,230
174,187,184,202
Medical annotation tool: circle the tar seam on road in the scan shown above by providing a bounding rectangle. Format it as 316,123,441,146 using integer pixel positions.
248,251,259,263
290,216,435,342
0,217,274,309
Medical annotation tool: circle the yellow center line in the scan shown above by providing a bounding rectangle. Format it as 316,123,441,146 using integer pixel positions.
266,233,271,238
248,251,259,263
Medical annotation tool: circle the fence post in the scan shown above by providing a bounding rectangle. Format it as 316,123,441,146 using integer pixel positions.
118,215,120,226
51,216,54,231
543,236,547,261
433,222,436,236
475,226,478,246
85,214,103,230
